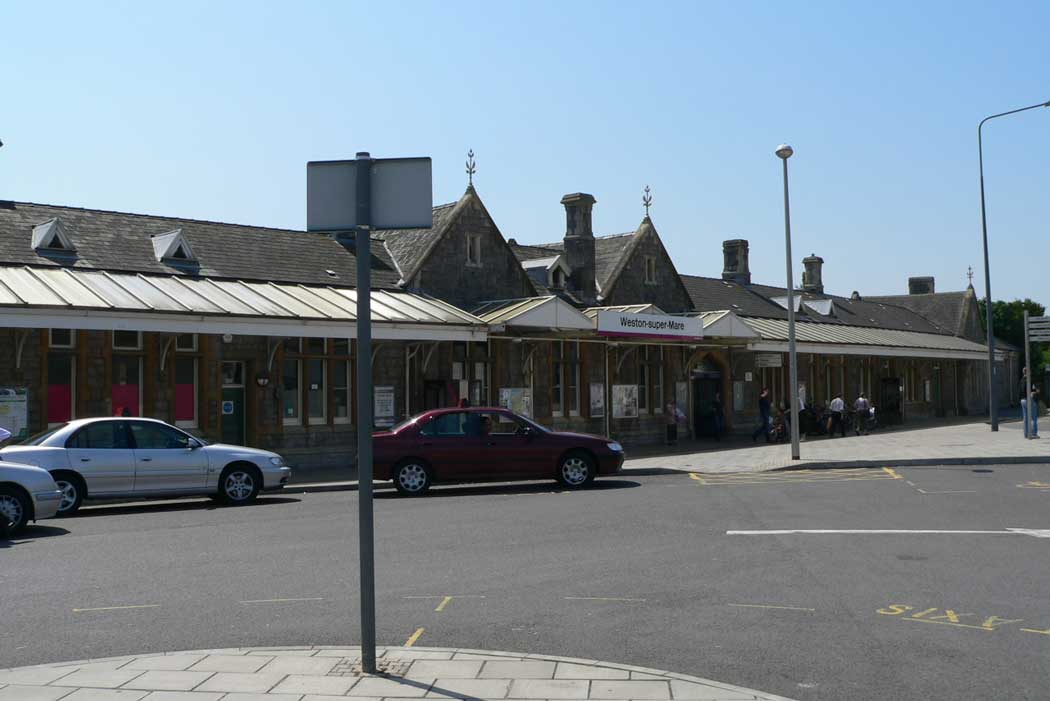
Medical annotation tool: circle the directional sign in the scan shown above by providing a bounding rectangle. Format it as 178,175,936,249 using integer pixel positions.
307,157,432,231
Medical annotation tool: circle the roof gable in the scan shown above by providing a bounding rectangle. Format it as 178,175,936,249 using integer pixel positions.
31,217,76,252
150,228,197,264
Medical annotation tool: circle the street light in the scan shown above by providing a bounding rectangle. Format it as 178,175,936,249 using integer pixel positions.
776,143,801,460
978,99,1050,431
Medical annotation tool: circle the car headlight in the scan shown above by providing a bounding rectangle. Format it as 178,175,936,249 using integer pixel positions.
269,456,285,466
606,442,623,453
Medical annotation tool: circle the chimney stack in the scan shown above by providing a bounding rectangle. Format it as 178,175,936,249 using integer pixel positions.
721,239,751,285
908,276,935,295
802,253,824,294
561,193,597,301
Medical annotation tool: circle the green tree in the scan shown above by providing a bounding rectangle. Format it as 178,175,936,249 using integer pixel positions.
977,298,1048,376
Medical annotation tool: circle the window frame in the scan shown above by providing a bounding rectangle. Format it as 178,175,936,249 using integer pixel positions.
332,358,352,425
282,357,302,426
465,233,483,267
644,256,657,285
306,357,327,425
112,330,143,351
111,352,144,418
48,329,76,349
175,333,198,352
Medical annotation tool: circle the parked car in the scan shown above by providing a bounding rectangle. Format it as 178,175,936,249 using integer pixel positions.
374,407,625,495
0,460,63,534
0,418,292,516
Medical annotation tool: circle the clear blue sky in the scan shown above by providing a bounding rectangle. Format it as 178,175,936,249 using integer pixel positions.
3,1,1047,304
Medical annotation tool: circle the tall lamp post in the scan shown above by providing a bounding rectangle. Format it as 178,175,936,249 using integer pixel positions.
978,99,1050,431
776,143,801,460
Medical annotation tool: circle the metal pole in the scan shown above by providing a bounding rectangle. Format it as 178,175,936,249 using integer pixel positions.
1024,310,1033,439
780,155,801,459
976,100,1049,430
354,151,377,673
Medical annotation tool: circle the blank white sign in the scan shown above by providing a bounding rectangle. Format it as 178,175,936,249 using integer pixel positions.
307,157,432,231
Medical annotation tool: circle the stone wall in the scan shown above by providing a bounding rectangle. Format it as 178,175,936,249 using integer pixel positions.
602,225,693,313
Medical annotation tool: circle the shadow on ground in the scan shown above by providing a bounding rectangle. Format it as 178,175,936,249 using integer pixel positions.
74,496,301,519
376,479,641,499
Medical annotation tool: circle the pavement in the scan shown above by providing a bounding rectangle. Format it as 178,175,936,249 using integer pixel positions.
289,419,1049,491
0,646,793,700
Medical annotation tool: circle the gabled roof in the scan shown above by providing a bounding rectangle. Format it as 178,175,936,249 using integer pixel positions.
31,217,76,252
680,273,950,335
865,290,973,337
150,228,196,263
0,201,401,289
375,201,460,283
473,295,593,330
581,303,665,319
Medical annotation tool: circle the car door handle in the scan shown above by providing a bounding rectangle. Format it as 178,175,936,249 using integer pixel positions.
140,457,152,462
80,457,91,462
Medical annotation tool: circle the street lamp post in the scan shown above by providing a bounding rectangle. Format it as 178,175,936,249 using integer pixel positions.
977,99,1050,431
776,143,801,460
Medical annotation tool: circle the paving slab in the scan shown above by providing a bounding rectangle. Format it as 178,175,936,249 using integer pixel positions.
2,645,794,700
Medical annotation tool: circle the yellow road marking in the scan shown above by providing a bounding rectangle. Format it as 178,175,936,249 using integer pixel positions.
883,467,903,480
689,473,706,484
73,604,160,613
239,598,325,604
728,603,815,612
404,627,425,647
1019,481,1050,490
564,596,647,602
902,617,994,631
434,596,453,612
1021,628,1050,635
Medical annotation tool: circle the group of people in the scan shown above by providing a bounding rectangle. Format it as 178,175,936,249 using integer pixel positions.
751,387,875,443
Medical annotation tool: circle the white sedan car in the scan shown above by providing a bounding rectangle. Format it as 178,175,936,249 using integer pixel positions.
0,418,292,516
0,460,63,533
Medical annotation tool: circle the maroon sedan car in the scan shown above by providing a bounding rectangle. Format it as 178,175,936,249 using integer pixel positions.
374,407,625,495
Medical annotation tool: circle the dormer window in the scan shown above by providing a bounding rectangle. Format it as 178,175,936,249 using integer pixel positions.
552,268,564,289
466,234,482,267
32,218,76,253
151,228,197,265
644,256,657,285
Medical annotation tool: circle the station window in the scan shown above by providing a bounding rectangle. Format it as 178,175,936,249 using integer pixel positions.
49,329,75,349
174,357,197,428
284,338,353,426
47,353,75,426
175,334,197,352
551,341,580,417
283,357,301,424
113,330,142,351
112,355,142,417
644,257,657,285
466,234,482,266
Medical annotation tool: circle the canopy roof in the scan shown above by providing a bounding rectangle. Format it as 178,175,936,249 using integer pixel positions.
0,265,485,341
743,317,990,360
473,295,592,330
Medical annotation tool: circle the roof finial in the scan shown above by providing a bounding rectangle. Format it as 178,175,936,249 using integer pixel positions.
967,265,974,287
466,149,476,188
643,185,652,217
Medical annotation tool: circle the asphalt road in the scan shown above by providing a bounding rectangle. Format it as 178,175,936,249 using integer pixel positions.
3,464,1049,700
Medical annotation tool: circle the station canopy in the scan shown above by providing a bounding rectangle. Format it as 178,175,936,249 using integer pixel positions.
0,266,486,341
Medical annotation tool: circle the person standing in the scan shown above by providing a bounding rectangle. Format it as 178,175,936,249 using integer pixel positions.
853,392,871,435
1020,368,1040,439
712,391,724,442
751,388,772,443
828,394,846,438
664,398,682,445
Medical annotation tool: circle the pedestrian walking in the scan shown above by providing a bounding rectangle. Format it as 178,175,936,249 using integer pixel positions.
712,391,724,441
828,394,846,438
751,388,772,443
853,392,871,435
1020,368,1040,439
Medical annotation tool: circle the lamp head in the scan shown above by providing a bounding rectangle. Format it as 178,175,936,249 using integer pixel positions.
775,144,794,160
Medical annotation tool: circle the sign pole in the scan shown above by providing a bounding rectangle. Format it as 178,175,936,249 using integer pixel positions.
354,151,377,673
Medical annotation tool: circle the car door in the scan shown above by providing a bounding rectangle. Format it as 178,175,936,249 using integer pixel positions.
416,411,481,479
128,421,208,493
475,411,531,478
64,420,136,495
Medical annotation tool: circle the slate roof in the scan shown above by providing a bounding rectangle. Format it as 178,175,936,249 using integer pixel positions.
680,273,950,335
510,232,636,293
0,201,402,289
374,201,459,281
865,290,971,337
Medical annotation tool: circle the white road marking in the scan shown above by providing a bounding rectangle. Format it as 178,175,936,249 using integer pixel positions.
239,597,325,604
727,528,1050,539
728,603,815,612
73,604,160,612
564,596,647,602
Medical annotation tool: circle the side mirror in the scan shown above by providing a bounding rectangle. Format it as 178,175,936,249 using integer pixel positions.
187,439,202,450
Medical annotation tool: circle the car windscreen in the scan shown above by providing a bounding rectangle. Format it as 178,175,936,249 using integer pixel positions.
387,416,420,433
17,423,68,445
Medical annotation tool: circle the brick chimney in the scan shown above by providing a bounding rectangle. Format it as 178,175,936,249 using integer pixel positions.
561,193,596,301
721,239,751,285
802,253,824,294
908,276,935,295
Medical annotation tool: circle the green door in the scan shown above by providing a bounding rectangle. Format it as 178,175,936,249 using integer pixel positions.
220,361,246,446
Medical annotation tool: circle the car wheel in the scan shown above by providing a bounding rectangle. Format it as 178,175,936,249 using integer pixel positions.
51,472,85,516
218,465,261,505
393,460,432,496
0,486,30,535
556,451,595,488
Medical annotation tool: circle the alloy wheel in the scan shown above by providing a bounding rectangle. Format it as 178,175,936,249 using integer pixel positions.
0,494,23,529
561,457,589,486
398,464,428,493
55,480,78,513
224,471,255,501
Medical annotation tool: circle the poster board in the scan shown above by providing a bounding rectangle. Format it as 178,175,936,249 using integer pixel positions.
733,381,745,411
499,388,533,417
0,388,28,440
612,385,639,418
589,383,605,418
755,353,782,368
374,386,396,427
